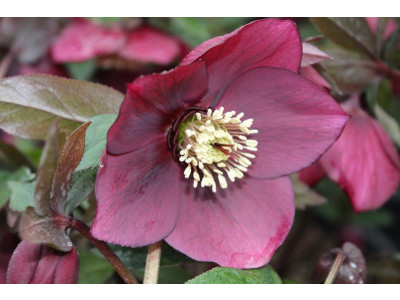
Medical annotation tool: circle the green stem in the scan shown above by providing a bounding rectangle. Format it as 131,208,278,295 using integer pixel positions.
324,252,346,284
70,218,138,284
143,241,163,284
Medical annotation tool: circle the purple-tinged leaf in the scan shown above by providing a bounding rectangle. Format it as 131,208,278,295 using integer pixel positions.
50,122,90,215
291,174,327,210
35,121,66,216
0,74,124,139
19,123,89,251
6,240,79,284
310,18,376,58
301,42,332,67
19,207,73,252
323,53,379,93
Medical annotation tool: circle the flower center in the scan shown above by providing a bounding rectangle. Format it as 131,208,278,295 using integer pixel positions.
175,107,258,192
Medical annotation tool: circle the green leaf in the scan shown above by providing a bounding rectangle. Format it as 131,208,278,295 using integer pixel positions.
0,170,13,208
323,49,378,93
0,140,35,170
0,75,124,139
111,243,192,282
383,29,400,68
65,60,97,81
186,265,282,284
135,265,192,284
65,168,97,215
76,114,117,172
375,18,390,54
374,104,400,147
112,243,191,272
88,17,125,25
77,249,115,284
0,167,35,209
168,18,212,47
310,17,376,58
8,179,35,212
14,139,43,167
365,79,400,146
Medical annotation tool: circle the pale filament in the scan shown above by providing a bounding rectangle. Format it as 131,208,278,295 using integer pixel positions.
178,107,258,192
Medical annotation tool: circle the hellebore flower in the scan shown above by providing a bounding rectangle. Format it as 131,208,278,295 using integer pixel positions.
366,17,397,41
51,18,187,67
300,98,400,211
92,19,348,268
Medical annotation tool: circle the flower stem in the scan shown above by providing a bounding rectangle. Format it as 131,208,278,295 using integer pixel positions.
324,252,346,284
143,241,163,284
70,219,138,284
0,52,13,80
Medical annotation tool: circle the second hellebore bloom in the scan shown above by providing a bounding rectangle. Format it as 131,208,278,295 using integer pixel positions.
92,19,349,268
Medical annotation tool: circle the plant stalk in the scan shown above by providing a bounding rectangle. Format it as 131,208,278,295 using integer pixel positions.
143,241,163,284
324,252,346,284
70,218,138,284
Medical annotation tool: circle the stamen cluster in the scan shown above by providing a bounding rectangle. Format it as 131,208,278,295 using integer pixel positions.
178,107,258,192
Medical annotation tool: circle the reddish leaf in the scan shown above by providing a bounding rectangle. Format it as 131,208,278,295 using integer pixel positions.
50,122,90,214
0,75,123,139
19,207,73,252
301,42,332,67
311,18,376,58
20,123,89,251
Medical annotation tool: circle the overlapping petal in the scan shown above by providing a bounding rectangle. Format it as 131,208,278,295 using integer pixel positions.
91,139,182,247
6,241,79,284
218,67,349,179
166,177,294,268
107,61,208,155
320,104,400,211
298,161,325,187
182,19,302,107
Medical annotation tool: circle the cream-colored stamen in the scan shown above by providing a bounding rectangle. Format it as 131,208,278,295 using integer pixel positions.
178,107,258,192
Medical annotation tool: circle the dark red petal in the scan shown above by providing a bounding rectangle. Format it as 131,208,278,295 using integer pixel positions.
298,161,326,186
166,177,294,268
91,138,182,247
182,18,302,107
320,104,400,212
218,67,349,179
180,26,242,65
51,19,125,62
107,61,208,155
6,241,79,284
118,26,181,65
